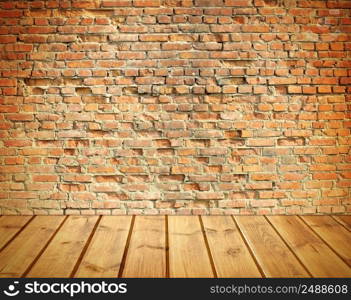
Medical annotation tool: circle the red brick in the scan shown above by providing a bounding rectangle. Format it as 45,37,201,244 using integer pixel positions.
32,175,59,182
120,166,145,174
0,1,348,216
4,140,32,147
10,192,36,199
246,182,273,189
134,0,160,7
251,173,278,181
242,25,270,32
5,44,33,52
0,79,16,86
269,77,297,85
172,166,199,174
288,85,302,94
102,1,132,6
0,10,22,17
88,166,116,173
312,172,338,180
247,138,275,147
196,192,224,200
0,105,19,113
0,36,16,43
225,0,252,6
251,200,276,207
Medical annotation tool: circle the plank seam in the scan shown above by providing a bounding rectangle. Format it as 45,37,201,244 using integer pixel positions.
199,216,218,278
165,215,170,278
298,216,351,269
231,216,265,278
70,215,102,278
118,215,135,278
331,216,351,233
22,216,68,278
0,216,35,253
265,216,313,278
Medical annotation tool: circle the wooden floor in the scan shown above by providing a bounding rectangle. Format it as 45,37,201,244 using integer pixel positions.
0,215,350,278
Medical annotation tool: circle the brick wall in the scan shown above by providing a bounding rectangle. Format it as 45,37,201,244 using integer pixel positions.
0,0,350,215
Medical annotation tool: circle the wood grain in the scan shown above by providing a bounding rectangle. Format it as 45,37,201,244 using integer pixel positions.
122,216,166,278
0,216,32,250
235,216,309,277
26,216,98,278
75,216,132,278
1,215,350,278
168,216,213,278
0,216,64,278
301,216,351,266
268,216,351,277
202,216,261,277
333,216,351,232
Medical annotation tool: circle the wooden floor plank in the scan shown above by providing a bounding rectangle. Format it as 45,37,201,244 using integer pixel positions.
0,216,32,250
75,216,132,278
122,216,166,278
0,215,350,278
333,216,351,232
268,216,351,277
168,216,213,278
0,216,64,278
235,216,309,278
202,216,261,278
301,216,351,266
26,216,98,278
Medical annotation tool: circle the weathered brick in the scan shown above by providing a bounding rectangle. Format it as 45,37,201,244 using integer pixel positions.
32,175,58,182
0,1,348,216
0,79,16,86
134,0,161,7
